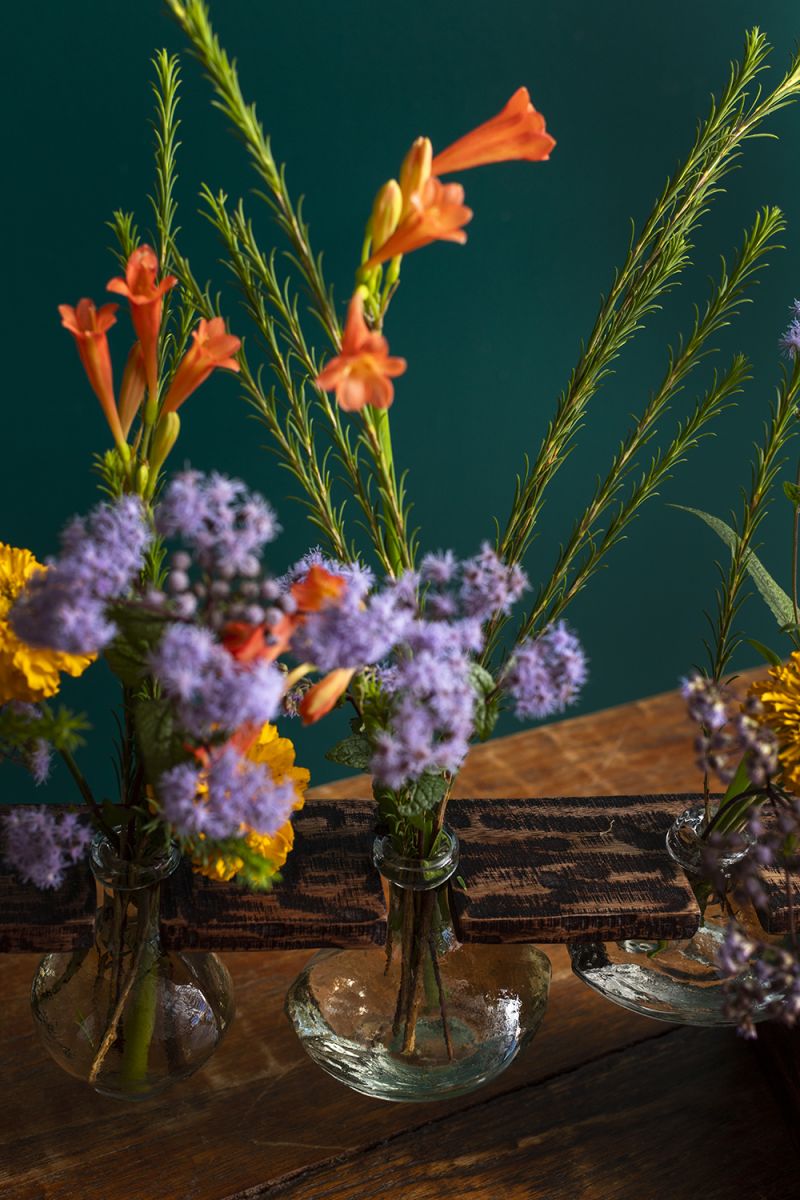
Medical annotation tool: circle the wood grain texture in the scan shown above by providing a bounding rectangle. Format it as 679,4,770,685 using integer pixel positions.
263,1027,796,1200
0,946,690,1200
160,800,385,951
451,793,701,943
0,864,94,953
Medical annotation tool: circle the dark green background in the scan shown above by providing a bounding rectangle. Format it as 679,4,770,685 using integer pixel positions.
4,1,800,800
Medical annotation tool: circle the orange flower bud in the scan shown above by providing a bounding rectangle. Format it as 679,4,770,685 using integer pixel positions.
298,668,355,725
399,137,433,209
368,180,403,255
118,343,147,438
149,411,180,475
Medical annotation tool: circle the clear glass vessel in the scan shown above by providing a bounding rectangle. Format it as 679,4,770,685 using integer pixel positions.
285,825,551,1102
31,832,234,1100
569,802,781,1025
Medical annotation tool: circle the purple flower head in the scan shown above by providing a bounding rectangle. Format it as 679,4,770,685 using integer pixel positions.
459,543,528,621
155,471,279,578
10,496,149,655
149,623,283,739
291,581,413,672
2,807,91,889
282,549,373,602
158,746,297,841
503,622,587,720
780,302,800,358
681,673,729,732
420,551,457,585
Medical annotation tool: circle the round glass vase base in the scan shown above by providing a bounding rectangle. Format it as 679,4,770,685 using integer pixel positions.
286,945,552,1103
32,948,235,1101
568,930,778,1027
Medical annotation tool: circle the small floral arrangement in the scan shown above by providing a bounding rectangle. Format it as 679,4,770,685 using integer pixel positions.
677,307,800,1036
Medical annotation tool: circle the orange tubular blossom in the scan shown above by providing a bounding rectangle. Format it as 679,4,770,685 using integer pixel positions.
431,87,555,175
315,291,406,412
365,177,473,268
298,667,356,726
162,318,241,413
58,298,125,447
107,245,177,397
118,343,147,437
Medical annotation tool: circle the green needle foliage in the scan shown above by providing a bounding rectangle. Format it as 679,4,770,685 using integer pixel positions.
167,5,800,686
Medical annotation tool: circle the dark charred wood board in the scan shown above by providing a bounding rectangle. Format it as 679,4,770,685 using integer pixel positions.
450,793,703,943
2,792,796,951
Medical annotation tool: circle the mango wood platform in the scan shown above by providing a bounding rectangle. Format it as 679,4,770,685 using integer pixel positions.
1,674,797,1200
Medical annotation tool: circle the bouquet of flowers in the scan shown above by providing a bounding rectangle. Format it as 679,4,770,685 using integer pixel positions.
4,3,800,1101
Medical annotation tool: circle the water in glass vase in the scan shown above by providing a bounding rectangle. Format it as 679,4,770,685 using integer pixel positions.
569,803,783,1024
285,826,551,1102
31,832,234,1100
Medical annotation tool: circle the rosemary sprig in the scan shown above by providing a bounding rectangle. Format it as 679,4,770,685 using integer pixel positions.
496,31,800,579
496,205,785,657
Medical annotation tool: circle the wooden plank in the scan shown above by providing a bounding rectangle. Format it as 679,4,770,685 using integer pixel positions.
0,796,703,950
264,1026,797,1200
451,793,701,943
160,800,385,950
0,946,676,1200
0,863,94,953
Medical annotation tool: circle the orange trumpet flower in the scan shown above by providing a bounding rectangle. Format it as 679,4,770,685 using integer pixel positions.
118,343,147,438
291,564,348,612
315,291,407,411
431,87,555,175
365,177,473,268
298,667,356,725
58,298,126,448
107,245,177,398
162,317,241,413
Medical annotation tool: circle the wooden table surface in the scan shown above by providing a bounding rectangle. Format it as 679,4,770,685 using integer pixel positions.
1,677,795,1200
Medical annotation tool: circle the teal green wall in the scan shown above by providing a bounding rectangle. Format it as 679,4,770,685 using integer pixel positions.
4,2,800,799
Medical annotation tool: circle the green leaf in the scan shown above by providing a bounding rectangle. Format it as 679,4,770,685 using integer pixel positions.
783,480,800,506
132,698,188,783
674,505,794,628
397,772,448,817
720,756,751,808
744,637,782,667
325,733,372,770
105,609,170,687
469,662,498,742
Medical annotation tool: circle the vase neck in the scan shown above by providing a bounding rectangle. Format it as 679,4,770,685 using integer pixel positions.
89,833,180,954
377,826,460,957
665,802,752,878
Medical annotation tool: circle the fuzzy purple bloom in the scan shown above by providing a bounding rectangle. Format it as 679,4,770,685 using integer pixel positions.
2,807,91,889
149,623,283,739
780,301,800,358
158,748,297,841
155,471,279,578
10,496,149,654
503,622,587,719
458,543,528,621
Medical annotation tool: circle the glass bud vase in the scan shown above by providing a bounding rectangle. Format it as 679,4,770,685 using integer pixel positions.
569,802,782,1025
31,832,235,1100
285,825,551,1102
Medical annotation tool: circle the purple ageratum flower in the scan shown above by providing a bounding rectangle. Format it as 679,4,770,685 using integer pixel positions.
503,621,588,720
10,496,149,655
2,807,91,889
282,548,374,600
156,471,279,577
149,623,283,739
780,301,800,358
420,551,457,585
681,673,729,732
158,747,297,841
459,543,528,621
291,582,414,672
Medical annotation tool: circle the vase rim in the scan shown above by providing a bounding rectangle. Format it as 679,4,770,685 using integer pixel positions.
373,824,459,890
665,801,752,874
89,829,181,891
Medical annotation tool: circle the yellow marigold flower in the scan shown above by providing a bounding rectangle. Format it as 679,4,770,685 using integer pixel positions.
0,543,94,704
750,653,800,791
192,723,310,883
